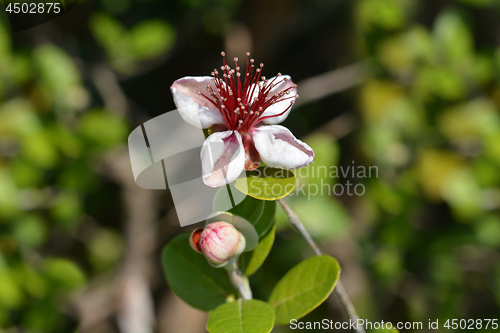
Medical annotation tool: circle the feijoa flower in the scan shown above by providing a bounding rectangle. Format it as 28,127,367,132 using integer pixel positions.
171,52,315,187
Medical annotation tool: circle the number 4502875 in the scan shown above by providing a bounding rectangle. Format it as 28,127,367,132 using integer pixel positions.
444,319,498,330
5,2,61,14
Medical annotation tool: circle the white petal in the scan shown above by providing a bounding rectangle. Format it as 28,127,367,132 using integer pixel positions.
252,125,314,168
201,131,245,187
260,75,297,125
171,76,225,129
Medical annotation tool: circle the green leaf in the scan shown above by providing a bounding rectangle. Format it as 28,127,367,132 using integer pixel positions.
0,271,24,309
269,255,340,324
79,109,128,148
213,188,276,238
44,258,86,290
162,233,237,312
50,191,82,225
254,200,276,238
235,168,296,201
130,20,175,59
358,0,405,31
240,223,276,276
12,215,47,248
207,212,259,252
206,299,275,333
21,130,58,169
33,45,81,97
89,12,128,51
433,9,473,63
214,187,264,227
88,12,135,72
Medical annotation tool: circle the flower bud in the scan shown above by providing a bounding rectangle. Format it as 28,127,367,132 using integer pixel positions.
189,222,246,267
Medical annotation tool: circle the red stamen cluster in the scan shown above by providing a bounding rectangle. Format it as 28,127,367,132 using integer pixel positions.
197,52,298,133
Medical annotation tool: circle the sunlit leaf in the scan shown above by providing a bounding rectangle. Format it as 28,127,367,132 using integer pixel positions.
240,223,275,276
269,255,340,324
12,215,47,248
89,12,128,52
33,45,81,98
361,81,404,121
50,191,82,225
79,109,128,148
416,149,464,201
44,258,86,289
433,9,473,63
475,216,500,248
21,130,58,168
207,299,275,333
357,0,405,30
0,271,23,309
0,99,40,137
235,168,296,201
131,20,175,59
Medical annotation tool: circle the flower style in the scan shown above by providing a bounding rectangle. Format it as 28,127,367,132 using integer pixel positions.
171,52,314,187
190,222,246,267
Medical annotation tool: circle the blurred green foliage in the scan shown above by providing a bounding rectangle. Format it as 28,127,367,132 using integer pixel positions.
0,2,132,329
351,0,500,326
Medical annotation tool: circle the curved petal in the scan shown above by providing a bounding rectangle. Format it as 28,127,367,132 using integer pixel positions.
171,76,225,129
252,125,314,168
201,130,245,187
260,75,297,125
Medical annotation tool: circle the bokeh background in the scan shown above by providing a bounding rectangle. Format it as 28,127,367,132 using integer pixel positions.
0,0,500,332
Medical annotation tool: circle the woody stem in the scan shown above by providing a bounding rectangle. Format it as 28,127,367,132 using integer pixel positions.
278,199,365,333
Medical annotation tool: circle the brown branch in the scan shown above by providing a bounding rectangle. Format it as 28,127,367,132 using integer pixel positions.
278,199,365,333
294,62,370,107
91,64,130,118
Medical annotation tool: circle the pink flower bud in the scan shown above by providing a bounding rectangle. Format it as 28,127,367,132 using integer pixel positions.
189,222,246,267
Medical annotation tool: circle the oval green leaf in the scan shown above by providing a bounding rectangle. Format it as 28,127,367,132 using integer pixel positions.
130,20,175,59
253,200,276,238
162,233,237,312
213,188,276,238
207,212,259,252
206,299,275,333
231,197,264,227
235,167,296,201
269,255,340,324
240,223,276,276
213,185,261,221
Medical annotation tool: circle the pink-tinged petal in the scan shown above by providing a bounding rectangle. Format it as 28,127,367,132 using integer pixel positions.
252,125,314,168
201,130,245,187
171,76,225,129
260,75,297,125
